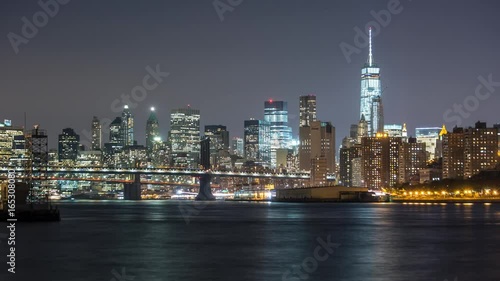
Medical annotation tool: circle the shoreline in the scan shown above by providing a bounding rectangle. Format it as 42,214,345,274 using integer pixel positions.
392,198,500,203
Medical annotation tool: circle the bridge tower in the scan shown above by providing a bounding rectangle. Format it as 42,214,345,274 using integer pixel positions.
196,137,215,200
124,160,142,200
124,173,141,200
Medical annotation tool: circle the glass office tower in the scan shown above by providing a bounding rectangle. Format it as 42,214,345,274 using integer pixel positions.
360,27,383,136
264,100,292,167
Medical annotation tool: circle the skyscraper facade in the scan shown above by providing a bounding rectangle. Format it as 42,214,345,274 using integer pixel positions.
58,128,80,162
109,117,123,145
384,124,403,138
398,137,427,184
204,125,230,168
121,105,134,146
416,127,442,161
231,137,244,157
299,95,317,127
146,107,160,154
339,141,361,187
169,106,201,168
204,125,229,152
442,127,465,179
298,121,335,174
91,116,101,151
361,133,401,189
244,119,270,163
463,122,498,178
264,100,292,167
0,124,24,165
360,28,383,136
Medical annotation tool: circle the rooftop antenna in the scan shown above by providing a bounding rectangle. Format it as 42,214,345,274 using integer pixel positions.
368,26,373,66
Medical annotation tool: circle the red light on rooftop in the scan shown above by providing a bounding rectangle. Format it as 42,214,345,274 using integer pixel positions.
269,99,273,103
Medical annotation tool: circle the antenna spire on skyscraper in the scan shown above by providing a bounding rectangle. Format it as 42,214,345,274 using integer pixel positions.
368,26,373,66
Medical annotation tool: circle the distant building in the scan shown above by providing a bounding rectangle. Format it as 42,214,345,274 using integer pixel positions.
339,140,361,187
109,117,124,146
357,115,368,143
0,124,24,165
384,124,403,138
371,96,384,134
299,95,317,127
416,127,441,161
121,105,134,146
463,122,498,178
205,125,229,151
119,145,147,168
398,137,427,184
349,124,358,139
299,121,335,175
231,137,244,157
91,116,101,150
494,123,500,155
361,133,401,189
265,100,292,167
442,122,498,179
77,150,102,167
169,106,201,168
244,119,270,163
360,28,383,136
146,107,160,155
58,128,80,162
419,168,442,184
275,148,291,169
204,125,230,169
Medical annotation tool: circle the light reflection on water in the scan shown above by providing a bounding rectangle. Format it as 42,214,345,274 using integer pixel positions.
4,201,500,281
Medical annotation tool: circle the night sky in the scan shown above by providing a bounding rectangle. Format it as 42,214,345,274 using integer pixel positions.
1,0,500,149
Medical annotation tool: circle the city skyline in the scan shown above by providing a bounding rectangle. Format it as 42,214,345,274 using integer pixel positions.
2,1,500,149
1,2,500,280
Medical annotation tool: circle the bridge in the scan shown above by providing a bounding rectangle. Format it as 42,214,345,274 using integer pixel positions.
0,167,310,179
0,166,310,200
0,138,315,200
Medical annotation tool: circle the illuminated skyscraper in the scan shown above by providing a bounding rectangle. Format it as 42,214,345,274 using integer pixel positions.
299,95,317,127
416,127,442,161
169,106,200,168
146,107,160,154
122,105,134,146
360,27,383,136
244,119,270,163
398,137,427,184
231,137,244,157
0,123,24,165
361,133,401,189
205,125,230,168
264,100,292,167
299,121,335,174
339,139,361,187
384,124,403,138
109,117,123,145
58,128,80,162
91,116,101,150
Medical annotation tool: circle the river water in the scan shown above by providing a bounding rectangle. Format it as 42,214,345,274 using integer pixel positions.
1,201,499,281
